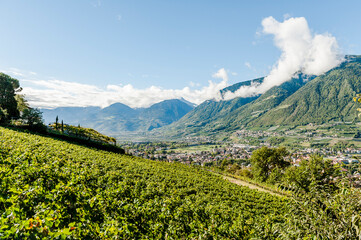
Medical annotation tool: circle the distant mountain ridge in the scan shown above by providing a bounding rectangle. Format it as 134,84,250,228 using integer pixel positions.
42,99,195,136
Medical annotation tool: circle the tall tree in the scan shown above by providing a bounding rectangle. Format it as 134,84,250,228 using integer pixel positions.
250,146,289,182
0,73,21,122
55,115,59,130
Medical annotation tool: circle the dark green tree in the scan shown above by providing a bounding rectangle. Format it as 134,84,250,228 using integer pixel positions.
21,108,43,126
0,108,7,123
250,146,289,182
55,115,59,130
0,73,21,122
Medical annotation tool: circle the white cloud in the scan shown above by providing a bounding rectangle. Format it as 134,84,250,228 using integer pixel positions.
245,62,252,69
283,13,291,20
91,0,101,8
0,68,36,78
189,81,201,87
20,68,228,109
223,80,261,101
212,68,228,81
223,16,344,99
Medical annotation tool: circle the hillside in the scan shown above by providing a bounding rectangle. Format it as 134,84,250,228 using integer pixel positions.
250,56,361,126
220,74,310,129
0,127,286,238
42,99,194,137
157,55,361,139
158,74,308,138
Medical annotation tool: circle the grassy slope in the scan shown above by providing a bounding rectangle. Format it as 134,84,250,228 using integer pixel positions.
226,75,307,128
0,127,286,239
158,96,259,138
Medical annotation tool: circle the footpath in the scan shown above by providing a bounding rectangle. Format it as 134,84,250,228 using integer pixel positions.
223,175,283,197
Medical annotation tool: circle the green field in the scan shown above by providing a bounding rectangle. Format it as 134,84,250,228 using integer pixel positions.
168,144,224,153
0,127,286,239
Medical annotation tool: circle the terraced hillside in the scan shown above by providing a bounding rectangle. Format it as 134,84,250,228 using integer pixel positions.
0,127,286,239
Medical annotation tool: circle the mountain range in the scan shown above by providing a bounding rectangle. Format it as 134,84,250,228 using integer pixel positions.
156,55,361,139
42,55,361,140
41,98,194,137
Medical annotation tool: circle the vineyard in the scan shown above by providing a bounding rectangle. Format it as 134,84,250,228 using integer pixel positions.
0,127,287,239
48,123,117,145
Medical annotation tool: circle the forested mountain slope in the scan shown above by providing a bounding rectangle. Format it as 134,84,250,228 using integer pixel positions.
159,74,308,138
157,55,361,138
250,56,361,126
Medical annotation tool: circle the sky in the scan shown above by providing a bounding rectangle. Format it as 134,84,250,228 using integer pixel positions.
1,0,361,108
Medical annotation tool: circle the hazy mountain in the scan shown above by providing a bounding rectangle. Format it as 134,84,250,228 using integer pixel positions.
41,99,194,136
41,106,100,126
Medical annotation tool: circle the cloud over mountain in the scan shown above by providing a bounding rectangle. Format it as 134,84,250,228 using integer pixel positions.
21,70,228,109
223,16,344,100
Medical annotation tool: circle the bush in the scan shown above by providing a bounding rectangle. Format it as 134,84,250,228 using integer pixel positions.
236,167,253,179
284,155,340,193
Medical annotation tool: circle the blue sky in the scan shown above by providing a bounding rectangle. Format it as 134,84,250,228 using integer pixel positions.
1,0,361,108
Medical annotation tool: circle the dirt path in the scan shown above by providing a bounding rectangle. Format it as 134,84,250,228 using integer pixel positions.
223,175,283,197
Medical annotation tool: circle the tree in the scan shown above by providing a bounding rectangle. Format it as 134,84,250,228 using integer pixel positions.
55,116,59,130
284,155,339,193
21,108,43,126
0,108,8,123
15,94,29,113
0,73,21,122
250,146,289,182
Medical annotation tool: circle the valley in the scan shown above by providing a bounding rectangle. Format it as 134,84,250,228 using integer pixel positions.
3,3,361,238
